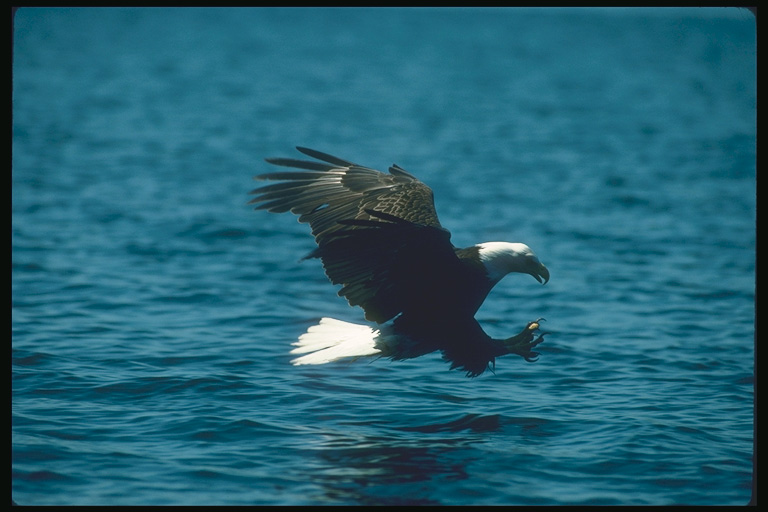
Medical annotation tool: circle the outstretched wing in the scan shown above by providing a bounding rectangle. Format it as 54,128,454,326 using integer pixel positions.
249,147,461,323
250,147,442,242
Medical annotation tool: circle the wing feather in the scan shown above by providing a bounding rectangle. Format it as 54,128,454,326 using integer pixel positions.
250,148,458,323
295,146,358,167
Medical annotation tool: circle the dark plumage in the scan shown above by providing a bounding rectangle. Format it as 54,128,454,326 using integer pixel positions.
250,147,550,376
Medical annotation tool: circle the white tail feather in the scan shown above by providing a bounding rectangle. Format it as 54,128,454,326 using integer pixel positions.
290,317,382,365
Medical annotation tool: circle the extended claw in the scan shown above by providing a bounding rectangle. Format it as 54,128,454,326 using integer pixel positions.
505,319,548,362
522,332,547,362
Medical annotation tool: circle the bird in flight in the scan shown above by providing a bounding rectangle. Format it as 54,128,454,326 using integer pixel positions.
249,147,550,377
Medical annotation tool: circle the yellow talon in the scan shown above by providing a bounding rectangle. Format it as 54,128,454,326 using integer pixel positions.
528,322,539,331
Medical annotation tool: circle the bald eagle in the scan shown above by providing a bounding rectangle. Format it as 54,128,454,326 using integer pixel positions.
249,147,549,377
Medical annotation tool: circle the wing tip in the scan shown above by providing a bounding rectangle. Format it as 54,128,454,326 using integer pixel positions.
294,147,356,167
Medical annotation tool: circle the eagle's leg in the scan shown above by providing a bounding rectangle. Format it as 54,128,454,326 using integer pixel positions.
503,318,547,362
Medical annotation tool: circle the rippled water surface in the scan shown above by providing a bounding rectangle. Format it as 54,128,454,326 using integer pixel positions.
12,7,755,505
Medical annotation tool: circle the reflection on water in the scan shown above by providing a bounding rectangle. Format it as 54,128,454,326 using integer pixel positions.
293,413,563,505
301,430,470,505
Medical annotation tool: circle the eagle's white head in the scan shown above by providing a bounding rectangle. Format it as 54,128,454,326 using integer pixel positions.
476,242,550,284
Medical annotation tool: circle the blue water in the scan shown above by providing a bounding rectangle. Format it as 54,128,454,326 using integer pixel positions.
12,7,755,506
